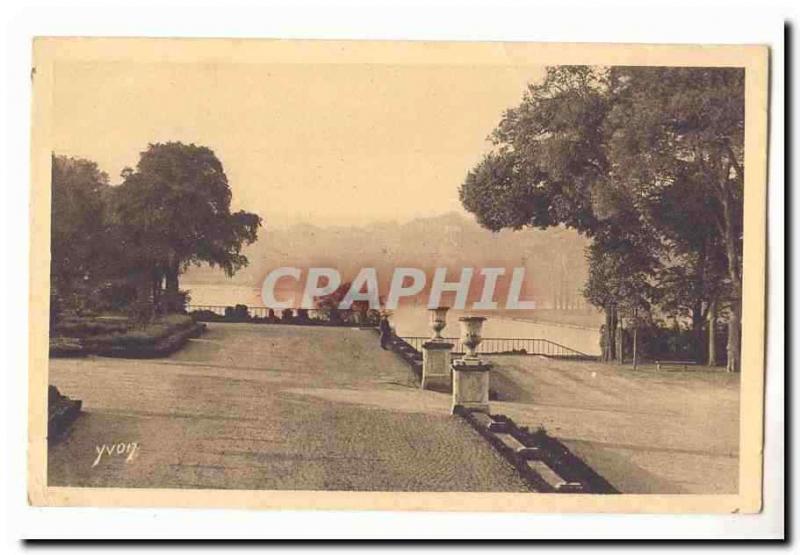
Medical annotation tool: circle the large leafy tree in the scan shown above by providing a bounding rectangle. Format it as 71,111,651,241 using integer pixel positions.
460,67,639,362
644,168,729,364
114,142,262,311
50,155,114,297
460,66,744,370
605,67,744,371
582,209,659,362
462,67,610,236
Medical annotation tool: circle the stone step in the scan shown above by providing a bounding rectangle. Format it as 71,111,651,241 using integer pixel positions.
494,432,542,460
468,412,543,458
487,421,510,433
525,460,584,493
525,460,563,489
469,411,493,428
555,481,586,493
517,447,543,460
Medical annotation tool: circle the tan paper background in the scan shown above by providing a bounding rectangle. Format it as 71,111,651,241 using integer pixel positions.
28,38,769,513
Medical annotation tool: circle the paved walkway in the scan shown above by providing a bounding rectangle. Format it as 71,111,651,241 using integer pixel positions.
48,324,528,492
489,357,740,494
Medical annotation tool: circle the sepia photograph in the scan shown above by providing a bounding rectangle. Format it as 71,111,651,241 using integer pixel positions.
26,38,769,514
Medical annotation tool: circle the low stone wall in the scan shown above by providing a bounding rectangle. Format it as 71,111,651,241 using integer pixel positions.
456,408,618,494
381,332,423,380
190,310,374,329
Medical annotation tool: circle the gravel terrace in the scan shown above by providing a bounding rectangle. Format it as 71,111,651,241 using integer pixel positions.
48,323,529,492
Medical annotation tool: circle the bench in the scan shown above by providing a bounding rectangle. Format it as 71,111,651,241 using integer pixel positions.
655,360,698,371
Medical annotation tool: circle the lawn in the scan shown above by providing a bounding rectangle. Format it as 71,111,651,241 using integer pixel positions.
489,356,740,494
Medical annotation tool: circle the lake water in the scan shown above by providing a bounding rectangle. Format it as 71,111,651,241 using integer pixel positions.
183,283,264,307
183,282,602,356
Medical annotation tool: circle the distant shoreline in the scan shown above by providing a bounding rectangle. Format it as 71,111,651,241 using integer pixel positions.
502,316,599,332
182,282,602,330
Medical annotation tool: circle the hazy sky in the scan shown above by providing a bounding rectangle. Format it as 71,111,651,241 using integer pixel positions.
52,61,545,227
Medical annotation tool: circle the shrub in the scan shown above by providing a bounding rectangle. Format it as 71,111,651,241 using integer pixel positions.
620,321,729,364
55,317,130,337
224,304,250,322
190,309,224,322
364,309,381,326
161,289,191,314
85,314,195,348
127,300,155,327
92,281,138,312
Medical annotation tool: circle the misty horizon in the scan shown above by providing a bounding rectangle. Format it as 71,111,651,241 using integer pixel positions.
180,211,591,314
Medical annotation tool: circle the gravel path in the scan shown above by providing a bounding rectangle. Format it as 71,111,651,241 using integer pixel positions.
48,323,529,492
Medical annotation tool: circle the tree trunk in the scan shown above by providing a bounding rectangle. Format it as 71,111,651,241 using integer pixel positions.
136,273,151,304
721,191,742,373
131,271,154,326
727,296,741,372
692,238,707,362
164,259,181,313
165,267,179,295
707,299,718,367
691,303,704,362
601,307,617,362
151,268,163,309
709,152,743,373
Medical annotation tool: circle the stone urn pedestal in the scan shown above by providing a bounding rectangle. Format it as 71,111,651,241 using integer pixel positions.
451,316,491,414
421,340,454,392
421,307,453,392
451,358,491,413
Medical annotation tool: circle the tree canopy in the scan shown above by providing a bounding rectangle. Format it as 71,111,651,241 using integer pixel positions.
460,66,744,370
51,155,114,294
50,142,262,318
114,142,262,310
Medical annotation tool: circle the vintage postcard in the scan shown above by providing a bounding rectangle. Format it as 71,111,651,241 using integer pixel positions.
28,38,768,513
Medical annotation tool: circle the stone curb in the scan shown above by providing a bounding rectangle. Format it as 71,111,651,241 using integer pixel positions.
455,407,619,494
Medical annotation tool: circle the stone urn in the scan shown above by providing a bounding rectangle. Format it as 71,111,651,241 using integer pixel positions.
458,316,486,359
452,316,491,414
428,306,450,341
